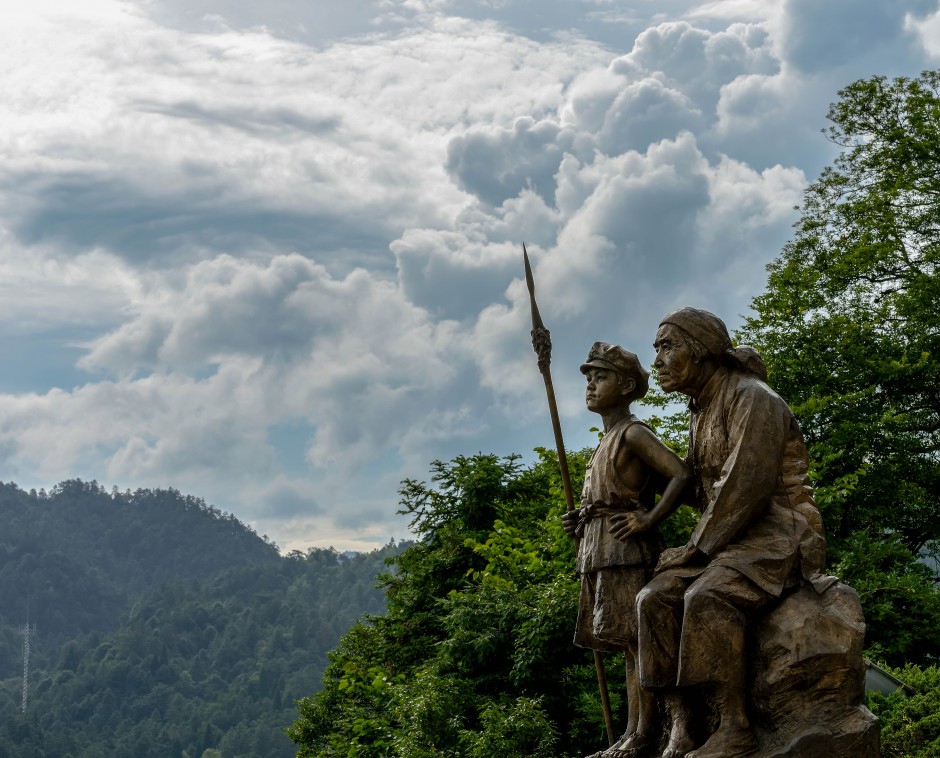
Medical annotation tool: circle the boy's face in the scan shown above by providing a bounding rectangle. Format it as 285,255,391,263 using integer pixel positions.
584,367,632,413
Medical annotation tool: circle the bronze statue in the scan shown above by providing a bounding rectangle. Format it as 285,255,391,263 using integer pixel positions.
636,308,841,758
519,276,880,756
563,342,690,758
523,238,875,755
524,246,619,744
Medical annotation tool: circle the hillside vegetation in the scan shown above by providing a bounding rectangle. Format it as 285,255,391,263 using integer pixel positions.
0,480,400,757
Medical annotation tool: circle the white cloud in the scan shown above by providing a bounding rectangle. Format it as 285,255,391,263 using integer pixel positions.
75,254,471,464
0,239,139,333
0,6,609,270
446,117,577,206
392,231,522,319
612,21,777,101
686,0,775,23
775,0,936,73
907,5,940,59
0,0,935,551
462,130,804,404
0,252,479,546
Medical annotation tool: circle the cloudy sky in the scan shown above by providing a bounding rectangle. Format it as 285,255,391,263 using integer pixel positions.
1,0,938,552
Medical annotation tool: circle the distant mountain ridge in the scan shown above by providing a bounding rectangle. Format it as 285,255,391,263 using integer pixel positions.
0,479,402,757
0,480,280,648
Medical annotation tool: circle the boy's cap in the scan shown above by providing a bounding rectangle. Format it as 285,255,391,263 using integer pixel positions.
580,342,649,398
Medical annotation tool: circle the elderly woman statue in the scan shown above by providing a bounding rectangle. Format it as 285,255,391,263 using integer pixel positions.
636,308,834,758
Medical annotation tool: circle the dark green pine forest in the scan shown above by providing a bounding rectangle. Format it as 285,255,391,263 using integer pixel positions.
0,479,402,757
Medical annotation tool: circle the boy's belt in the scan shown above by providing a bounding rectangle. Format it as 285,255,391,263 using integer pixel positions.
576,500,637,538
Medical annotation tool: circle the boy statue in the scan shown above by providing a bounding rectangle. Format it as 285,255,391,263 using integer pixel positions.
563,342,690,758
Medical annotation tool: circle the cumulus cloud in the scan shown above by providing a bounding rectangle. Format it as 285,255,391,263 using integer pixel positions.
0,0,936,551
392,231,522,319
0,252,483,548
1,4,608,271
909,6,940,59
80,254,330,374
446,117,576,206
75,254,473,464
613,21,776,101
776,0,937,73
463,132,804,405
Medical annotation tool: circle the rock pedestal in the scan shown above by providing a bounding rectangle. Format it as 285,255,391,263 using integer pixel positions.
656,582,880,758
748,582,879,757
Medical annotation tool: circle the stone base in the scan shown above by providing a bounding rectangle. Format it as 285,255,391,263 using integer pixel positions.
750,583,880,757
753,706,880,758
656,582,880,758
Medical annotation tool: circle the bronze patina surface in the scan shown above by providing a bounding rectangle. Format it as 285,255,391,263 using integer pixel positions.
631,308,877,758
563,342,690,758
572,308,878,758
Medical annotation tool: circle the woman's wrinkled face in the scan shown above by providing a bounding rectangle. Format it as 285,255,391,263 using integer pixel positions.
653,324,698,394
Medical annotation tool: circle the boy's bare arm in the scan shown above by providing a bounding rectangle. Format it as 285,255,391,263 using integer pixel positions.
607,424,691,542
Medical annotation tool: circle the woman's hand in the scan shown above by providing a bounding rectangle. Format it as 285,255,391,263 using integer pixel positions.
655,542,699,572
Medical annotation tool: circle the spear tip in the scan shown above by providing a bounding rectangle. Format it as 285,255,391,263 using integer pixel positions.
522,243,544,330
523,242,535,295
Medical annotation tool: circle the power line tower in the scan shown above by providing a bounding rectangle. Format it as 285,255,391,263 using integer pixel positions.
21,602,36,714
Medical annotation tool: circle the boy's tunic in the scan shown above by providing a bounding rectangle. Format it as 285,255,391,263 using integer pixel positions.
574,415,663,651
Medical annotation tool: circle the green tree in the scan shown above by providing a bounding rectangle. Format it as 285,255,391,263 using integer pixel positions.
867,663,940,757
739,70,940,664
289,451,618,757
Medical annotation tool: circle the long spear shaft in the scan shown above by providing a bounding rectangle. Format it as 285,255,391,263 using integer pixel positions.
523,244,615,748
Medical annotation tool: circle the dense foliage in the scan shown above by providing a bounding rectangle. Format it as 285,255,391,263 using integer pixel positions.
289,450,696,757
0,480,399,757
739,70,940,665
867,663,940,757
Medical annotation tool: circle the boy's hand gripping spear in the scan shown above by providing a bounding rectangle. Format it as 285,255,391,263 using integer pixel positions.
523,244,615,748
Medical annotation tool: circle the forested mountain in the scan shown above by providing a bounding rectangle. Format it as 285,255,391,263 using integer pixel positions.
0,480,401,757
0,480,280,660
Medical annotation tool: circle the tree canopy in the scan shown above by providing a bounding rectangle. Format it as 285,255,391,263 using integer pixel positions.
740,71,940,550
739,70,940,664
288,448,702,757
